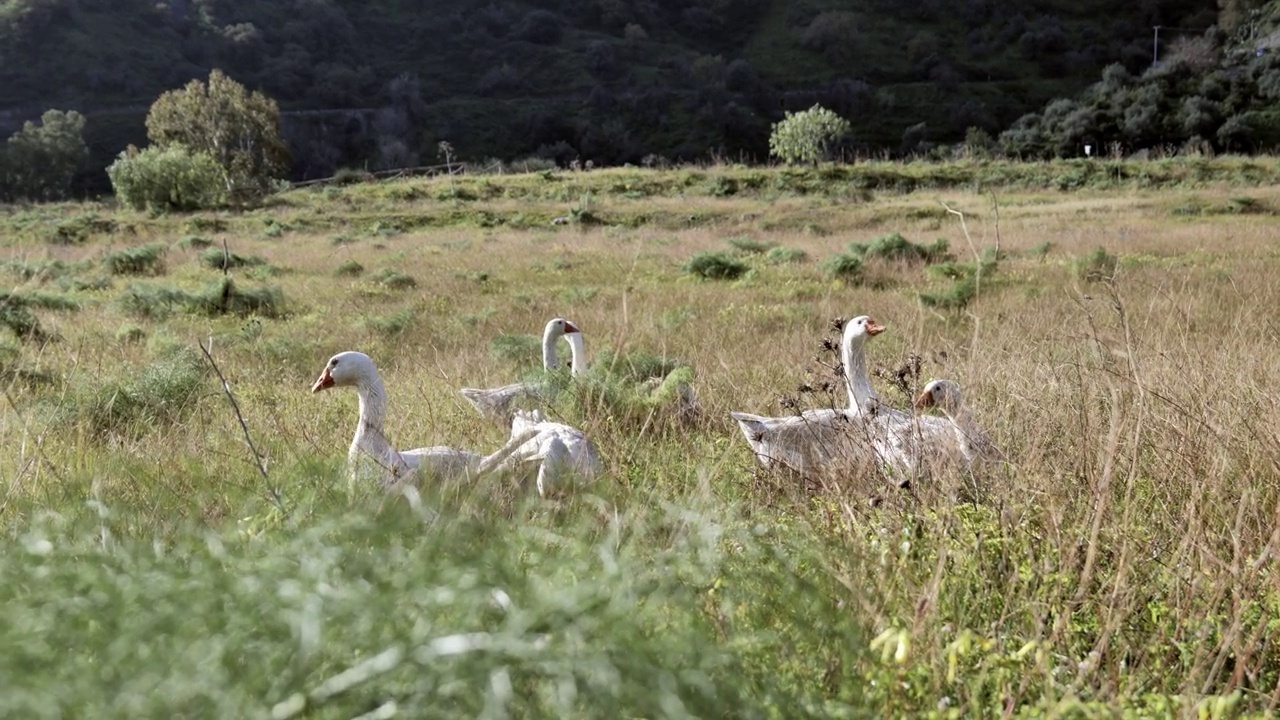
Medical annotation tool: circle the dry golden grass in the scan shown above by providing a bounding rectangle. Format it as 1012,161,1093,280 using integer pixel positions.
4,169,1280,713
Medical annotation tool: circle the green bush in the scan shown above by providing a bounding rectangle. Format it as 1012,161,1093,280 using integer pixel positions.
1074,246,1118,282
490,333,542,369
104,243,167,276
848,233,951,265
199,247,265,271
177,235,211,250
145,70,290,203
0,291,80,341
726,237,775,255
361,308,415,337
119,279,284,319
334,260,364,277
765,247,808,264
822,253,864,283
49,213,117,244
0,109,88,202
107,145,227,213
52,347,206,439
768,104,852,165
684,251,749,280
371,268,417,289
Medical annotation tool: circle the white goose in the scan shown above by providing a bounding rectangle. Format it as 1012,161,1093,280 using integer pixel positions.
484,409,605,497
913,379,1002,473
729,316,888,474
460,317,586,423
312,351,487,486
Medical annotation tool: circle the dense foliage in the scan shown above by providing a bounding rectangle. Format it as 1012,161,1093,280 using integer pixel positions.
768,104,852,165
0,0,1219,188
0,109,87,201
1000,13,1280,157
145,70,289,202
106,144,227,212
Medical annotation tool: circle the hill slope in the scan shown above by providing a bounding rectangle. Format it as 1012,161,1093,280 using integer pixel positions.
0,0,1214,180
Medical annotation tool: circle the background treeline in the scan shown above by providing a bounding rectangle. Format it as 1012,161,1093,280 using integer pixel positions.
3,0,1278,195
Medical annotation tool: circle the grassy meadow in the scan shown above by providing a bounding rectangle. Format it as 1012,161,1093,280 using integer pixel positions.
3,159,1280,717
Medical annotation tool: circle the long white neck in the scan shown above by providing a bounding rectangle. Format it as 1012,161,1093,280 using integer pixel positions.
565,332,587,376
541,325,562,370
351,373,406,477
841,331,880,413
944,403,978,454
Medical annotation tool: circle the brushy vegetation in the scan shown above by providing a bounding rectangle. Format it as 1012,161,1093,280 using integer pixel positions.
118,278,285,319
3,168,1280,716
45,347,207,439
847,232,951,265
106,145,228,212
370,268,418,290
103,243,167,276
765,246,808,264
199,246,266,271
1073,245,1119,282
0,290,80,341
334,260,364,277
821,252,864,283
684,251,749,280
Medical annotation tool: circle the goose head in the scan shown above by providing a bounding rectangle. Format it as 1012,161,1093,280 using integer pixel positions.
311,351,378,392
544,317,582,339
914,379,963,413
843,315,885,345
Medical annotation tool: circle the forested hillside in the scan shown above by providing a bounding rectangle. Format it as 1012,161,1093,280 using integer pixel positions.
0,0,1227,181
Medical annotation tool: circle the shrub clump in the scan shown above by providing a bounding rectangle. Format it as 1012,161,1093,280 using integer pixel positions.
490,333,543,370
371,268,417,289
847,232,951,265
822,253,864,283
334,260,364,277
107,145,228,213
119,279,284,319
765,247,808,264
726,237,775,255
361,308,415,337
1074,246,1118,282
53,347,207,439
0,290,80,341
684,251,749,280
920,250,1000,310
199,247,265,271
178,235,212,250
104,243,167,276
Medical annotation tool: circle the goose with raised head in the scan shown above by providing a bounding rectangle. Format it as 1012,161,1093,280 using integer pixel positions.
913,379,1002,472
729,315,888,474
486,409,605,497
312,351,487,486
460,317,586,423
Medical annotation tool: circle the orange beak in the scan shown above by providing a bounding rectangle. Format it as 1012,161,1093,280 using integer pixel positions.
866,319,885,336
564,321,581,334
311,369,335,393
913,390,933,410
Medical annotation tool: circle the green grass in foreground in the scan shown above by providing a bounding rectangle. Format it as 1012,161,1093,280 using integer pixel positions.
3,165,1280,717
0,480,865,719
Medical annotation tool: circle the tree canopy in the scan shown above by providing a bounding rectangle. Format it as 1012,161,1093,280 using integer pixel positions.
145,70,289,201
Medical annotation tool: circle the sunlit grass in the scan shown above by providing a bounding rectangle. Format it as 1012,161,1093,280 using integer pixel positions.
3,164,1280,715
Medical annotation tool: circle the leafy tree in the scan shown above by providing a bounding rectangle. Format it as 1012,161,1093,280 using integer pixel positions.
1,109,88,201
998,113,1050,159
145,70,289,203
800,11,860,65
107,144,227,213
768,104,851,165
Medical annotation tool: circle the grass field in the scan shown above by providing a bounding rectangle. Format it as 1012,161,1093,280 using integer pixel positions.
3,159,1280,717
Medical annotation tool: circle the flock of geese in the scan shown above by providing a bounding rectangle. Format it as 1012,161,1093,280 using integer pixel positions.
311,314,999,496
